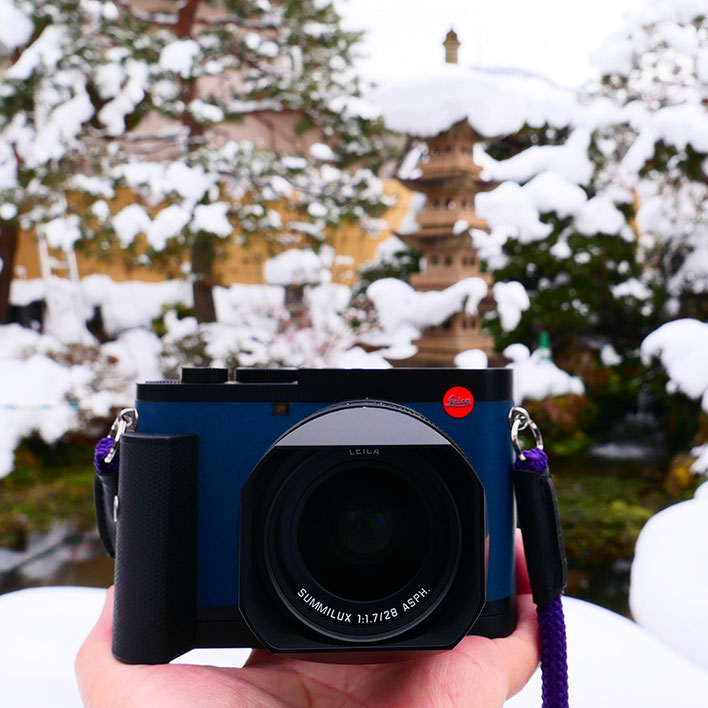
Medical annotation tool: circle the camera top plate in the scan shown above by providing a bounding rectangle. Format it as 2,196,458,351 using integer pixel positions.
136,367,512,403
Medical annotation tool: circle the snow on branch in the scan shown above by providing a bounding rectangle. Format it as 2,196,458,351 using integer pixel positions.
641,319,708,413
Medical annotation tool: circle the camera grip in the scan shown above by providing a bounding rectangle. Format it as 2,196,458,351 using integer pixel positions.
112,432,198,664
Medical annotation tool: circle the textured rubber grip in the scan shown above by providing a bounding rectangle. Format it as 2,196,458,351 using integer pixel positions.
112,432,199,664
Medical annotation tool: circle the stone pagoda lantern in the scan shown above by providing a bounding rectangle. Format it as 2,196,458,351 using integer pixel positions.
395,30,496,366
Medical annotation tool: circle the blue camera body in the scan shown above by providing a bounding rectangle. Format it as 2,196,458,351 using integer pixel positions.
108,367,516,663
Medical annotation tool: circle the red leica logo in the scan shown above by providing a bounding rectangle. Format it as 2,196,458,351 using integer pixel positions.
442,386,475,418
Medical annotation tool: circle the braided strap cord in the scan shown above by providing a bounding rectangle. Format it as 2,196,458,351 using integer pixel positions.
515,447,569,708
94,437,119,476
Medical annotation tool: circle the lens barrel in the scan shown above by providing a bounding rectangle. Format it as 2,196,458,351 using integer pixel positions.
240,400,487,652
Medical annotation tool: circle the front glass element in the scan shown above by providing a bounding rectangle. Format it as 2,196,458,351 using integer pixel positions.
297,467,430,602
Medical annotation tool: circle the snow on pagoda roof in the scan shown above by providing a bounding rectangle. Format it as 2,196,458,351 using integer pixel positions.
375,63,579,138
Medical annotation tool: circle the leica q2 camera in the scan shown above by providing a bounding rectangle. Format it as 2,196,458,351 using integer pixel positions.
104,367,518,664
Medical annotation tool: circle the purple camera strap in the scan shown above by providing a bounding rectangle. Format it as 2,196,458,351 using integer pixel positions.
514,447,569,708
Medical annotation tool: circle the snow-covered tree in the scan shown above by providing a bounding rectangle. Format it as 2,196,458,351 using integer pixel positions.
591,0,708,321
0,0,392,323
478,125,662,357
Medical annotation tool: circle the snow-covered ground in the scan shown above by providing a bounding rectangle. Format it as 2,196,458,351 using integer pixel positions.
2,584,707,708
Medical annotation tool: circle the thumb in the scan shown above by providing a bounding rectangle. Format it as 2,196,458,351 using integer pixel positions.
75,586,130,706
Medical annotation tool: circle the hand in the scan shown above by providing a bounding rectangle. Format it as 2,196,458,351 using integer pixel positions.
76,532,539,707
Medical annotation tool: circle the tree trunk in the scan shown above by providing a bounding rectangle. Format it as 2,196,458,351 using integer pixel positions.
191,232,217,323
0,223,18,324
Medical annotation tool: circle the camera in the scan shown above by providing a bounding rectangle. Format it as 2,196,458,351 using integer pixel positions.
105,367,517,664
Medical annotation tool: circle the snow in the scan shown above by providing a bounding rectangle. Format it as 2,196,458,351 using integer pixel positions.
622,102,708,174
159,39,200,78
0,586,254,708
77,275,192,334
575,195,627,236
492,281,530,332
191,202,232,238
328,95,381,121
5,25,65,81
366,276,488,347
640,319,708,412
40,215,82,251
96,60,130,98
333,346,392,369
3,272,405,473
503,344,584,403
592,0,708,77
479,130,594,185
376,63,578,138
476,182,552,243
189,99,225,124
629,482,708,671
396,191,426,236
508,596,708,708
2,586,708,708
453,219,469,236
113,204,151,247
0,587,106,707
71,175,115,199
600,343,622,367
0,349,79,477
307,202,328,218
309,142,337,161
611,277,652,301
518,172,587,218
691,444,708,475
371,235,408,264
116,161,215,207
263,248,333,286
0,1,33,53
97,60,149,136
454,348,488,369
147,204,191,251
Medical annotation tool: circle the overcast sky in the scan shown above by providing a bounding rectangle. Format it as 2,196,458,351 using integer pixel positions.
335,0,645,88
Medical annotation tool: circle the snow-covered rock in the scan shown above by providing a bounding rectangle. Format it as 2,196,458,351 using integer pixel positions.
630,481,708,671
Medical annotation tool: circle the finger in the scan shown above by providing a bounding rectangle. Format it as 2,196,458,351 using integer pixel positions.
75,586,128,706
502,591,540,697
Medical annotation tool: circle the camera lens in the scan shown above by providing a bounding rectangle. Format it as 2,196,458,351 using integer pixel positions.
242,399,489,649
297,467,429,602
337,505,392,557
263,449,463,641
